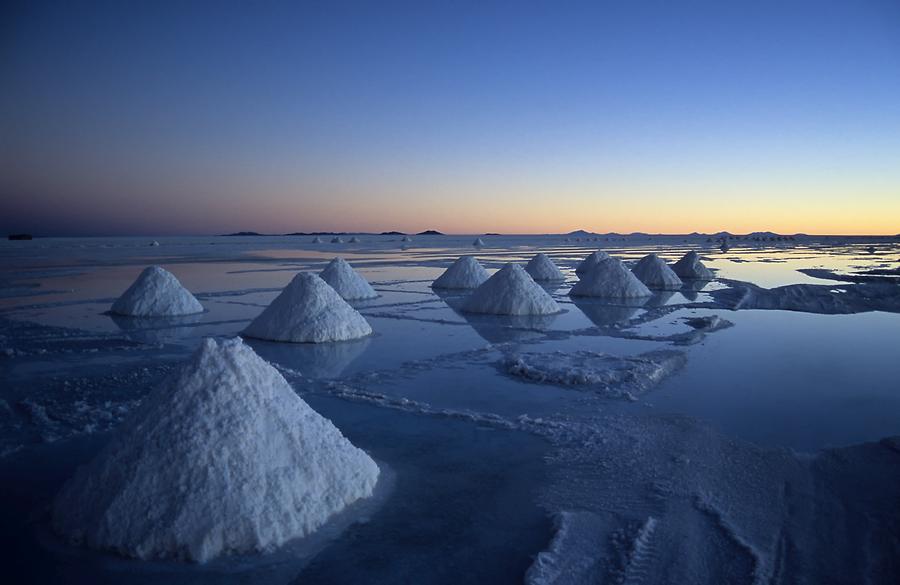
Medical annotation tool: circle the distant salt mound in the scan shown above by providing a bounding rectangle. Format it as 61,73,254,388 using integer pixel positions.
149,240,160,247
52,338,379,562
243,273,372,342
575,251,610,275
312,236,323,244
473,237,485,247
401,236,412,243
331,236,343,244
525,253,565,281
719,241,730,252
462,263,561,316
570,258,652,298
349,236,360,243
110,266,203,317
320,257,378,300
631,254,683,290
432,256,488,289
672,251,714,280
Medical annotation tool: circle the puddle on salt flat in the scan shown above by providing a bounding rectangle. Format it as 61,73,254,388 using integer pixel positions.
645,308,900,451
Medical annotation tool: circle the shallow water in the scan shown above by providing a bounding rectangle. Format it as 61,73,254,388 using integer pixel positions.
1,234,898,583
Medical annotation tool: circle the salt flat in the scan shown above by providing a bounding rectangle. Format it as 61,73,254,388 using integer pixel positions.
1,233,898,584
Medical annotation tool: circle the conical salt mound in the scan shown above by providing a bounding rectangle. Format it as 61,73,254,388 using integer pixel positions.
575,251,611,275
473,237,485,247
52,337,379,562
349,236,360,243
432,256,488,289
672,251,714,280
110,266,203,317
243,273,372,342
401,235,412,242
570,258,652,298
462,263,561,315
320,257,378,301
631,254,683,290
311,236,323,244
331,236,343,244
525,253,564,281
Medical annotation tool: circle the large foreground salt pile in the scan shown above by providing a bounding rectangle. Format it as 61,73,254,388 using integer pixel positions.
672,251,714,280
631,254,683,290
575,251,610,275
52,337,379,562
526,253,565,281
110,266,203,317
243,273,372,342
462,263,561,315
320,257,378,300
432,256,489,289
570,258,652,298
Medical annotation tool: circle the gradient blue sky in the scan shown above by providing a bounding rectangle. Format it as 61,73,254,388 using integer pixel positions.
1,0,899,235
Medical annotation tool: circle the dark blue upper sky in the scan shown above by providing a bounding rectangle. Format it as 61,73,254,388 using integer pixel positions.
2,0,899,235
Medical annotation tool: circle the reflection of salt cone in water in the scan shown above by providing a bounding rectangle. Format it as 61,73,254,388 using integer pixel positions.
679,279,709,301
245,336,371,379
435,288,559,343
645,290,676,308
572,298,645,327
110,312,203,344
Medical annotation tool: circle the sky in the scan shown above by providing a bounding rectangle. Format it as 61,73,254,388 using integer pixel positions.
1,0,899,236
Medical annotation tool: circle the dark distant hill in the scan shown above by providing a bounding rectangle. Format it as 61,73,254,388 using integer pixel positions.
416,230,444,236
380,231,406,235
483,232,501,236
222,231,265,236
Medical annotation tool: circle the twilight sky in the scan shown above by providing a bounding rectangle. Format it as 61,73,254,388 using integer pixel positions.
1,0,899,236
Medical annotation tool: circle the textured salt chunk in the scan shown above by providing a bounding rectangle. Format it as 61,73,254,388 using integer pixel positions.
631,254,683,290
110,266,203,317
462,263,561,315
526,253,565,281
672,251,714,280
569,258,652,298
243,273,372,342
432,256,489,289
575,251,611,275
52,337,379,562
320,258,378,300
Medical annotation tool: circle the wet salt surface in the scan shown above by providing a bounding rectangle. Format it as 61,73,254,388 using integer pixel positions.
1,234,899,583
